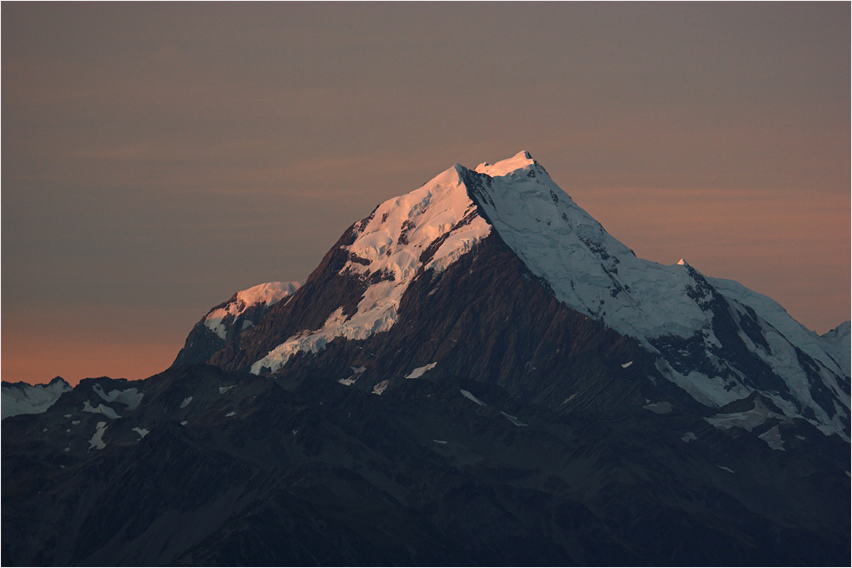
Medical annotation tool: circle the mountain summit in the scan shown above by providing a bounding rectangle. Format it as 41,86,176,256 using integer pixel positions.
4,152,849,566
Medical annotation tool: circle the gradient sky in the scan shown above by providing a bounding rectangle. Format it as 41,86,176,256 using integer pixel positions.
3,2,849,385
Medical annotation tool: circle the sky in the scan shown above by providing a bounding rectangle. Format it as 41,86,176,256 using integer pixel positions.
3,2,849,385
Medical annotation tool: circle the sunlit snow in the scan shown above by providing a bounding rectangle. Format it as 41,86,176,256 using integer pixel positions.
204,281,300,339
405,362,437,379
369,380,389,395
251,165,490,375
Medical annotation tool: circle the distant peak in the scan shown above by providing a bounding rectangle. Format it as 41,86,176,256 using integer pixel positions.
677,258,689,266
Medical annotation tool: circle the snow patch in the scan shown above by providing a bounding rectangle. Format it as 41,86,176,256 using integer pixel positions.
92,384,144,410
179,397,193,409
705,398,787,432
133,427,149,440
372,380,390,395
338,378,357,386
681,432,697,442
717,465,735,474
460,389,486,407
561,393,578,405
621,361,633,369
758,425,785,451
82,401,121,420
88,422,108,450
643,401,673,414
500,411,528,427
405,362,437,379
218,386,236,394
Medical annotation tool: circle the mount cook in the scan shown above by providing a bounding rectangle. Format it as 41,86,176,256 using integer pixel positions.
3,151,849,566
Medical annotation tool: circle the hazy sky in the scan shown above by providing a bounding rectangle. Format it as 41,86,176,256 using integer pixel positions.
3,2,849,385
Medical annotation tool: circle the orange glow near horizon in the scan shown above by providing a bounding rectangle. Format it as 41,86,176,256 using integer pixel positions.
2,336,180,386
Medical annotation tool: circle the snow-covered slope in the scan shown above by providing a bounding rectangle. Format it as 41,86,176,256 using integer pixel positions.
2,377,72,419
251,167,491,374
821,321,851,376
472,152,715,341
470,152,849,438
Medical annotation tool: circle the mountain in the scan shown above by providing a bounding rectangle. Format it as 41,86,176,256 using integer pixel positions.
3,151,849,566
202,150,849,441
1,376,72,419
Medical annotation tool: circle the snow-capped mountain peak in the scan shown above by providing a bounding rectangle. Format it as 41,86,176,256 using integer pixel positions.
195,151,849,440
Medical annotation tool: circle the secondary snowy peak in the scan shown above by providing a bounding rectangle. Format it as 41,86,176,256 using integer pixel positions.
204,281,300,339
172,281,302,368
250,165,491,374
2,377,72,420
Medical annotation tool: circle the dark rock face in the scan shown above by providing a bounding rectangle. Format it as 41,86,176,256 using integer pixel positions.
237,233,651,416
3,364,849,566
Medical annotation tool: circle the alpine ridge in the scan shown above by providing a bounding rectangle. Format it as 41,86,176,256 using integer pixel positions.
3,151,849,566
